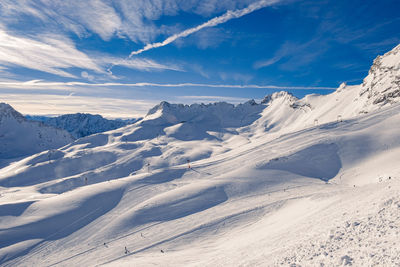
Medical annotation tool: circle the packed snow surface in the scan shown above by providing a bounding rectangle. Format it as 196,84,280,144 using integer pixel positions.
0,44,399,266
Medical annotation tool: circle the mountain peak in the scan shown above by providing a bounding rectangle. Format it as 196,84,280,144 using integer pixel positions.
360,44,400,106
26,113,131,139
261,91,298,105
146,101,177,116
0,103,73,160
0,102,25,122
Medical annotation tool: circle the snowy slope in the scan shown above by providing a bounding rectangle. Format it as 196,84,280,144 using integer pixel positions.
0,44,399,266
26,113,139,139
0,103,73,162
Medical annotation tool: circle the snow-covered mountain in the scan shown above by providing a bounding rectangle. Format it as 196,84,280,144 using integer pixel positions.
26,113,139,139
123,45,400,143
0,44,399,266
0,103,73,161
360,43,400,106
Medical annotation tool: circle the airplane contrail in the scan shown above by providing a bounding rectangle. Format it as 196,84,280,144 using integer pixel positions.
129,0,280,57
0,80,336,90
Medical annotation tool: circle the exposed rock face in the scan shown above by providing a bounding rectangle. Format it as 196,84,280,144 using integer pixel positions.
261,91,298,105
360,44,400,106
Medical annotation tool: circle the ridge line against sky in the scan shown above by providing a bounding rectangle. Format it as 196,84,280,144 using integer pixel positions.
0,0,399,117
129,0,280,56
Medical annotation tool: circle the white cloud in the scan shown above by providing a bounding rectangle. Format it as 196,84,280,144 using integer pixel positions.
174,27,229,50
219,72,253,83
130,0,281,56
0,0,286,78
253,42,297,69
0,93,251,119
81,71,94,81
0,76,337,118
0,93,156,118
0,0,269,44
253,39,329,70
0,29,102,78
0,29,182,79
0,0,121,40
254,55,283,69
0,79,336,91
103,57,182,73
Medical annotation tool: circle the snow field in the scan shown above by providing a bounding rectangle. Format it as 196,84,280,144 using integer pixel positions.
0,44,399,266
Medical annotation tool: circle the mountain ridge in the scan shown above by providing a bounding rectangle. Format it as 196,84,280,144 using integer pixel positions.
0,103,73,161
0,43,399,266
26,113,139,139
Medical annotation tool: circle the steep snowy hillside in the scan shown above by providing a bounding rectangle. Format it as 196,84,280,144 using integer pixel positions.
26,114,139,139
117,44,399,145
138,100,263,141
0,44,399,266
239,45,400,139
0,103,73,162
360,43,400,107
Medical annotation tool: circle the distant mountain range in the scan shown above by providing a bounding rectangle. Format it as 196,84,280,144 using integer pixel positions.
1,44,399,164
26,114,140,139
0,103,73,160
0,107,139,161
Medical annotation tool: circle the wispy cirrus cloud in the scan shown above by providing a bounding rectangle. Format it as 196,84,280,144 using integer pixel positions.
0,93,254,118
254,53,285,69
254,39,329,71
0,78,335,118
0,29,102,78
103,57,182,74
1,1,275,79
0,29,182,79
0,0,121,40
129,0,281,56
0,0,271,44
0,79,336,91
0,93,156,118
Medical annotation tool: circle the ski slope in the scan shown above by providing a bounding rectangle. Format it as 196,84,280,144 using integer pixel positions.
0,45,399,266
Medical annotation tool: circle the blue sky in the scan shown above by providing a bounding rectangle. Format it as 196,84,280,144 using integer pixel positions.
0,0,399,117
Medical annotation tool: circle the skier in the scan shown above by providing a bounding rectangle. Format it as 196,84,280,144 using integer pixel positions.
146,163,151,173
187,159,191,169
